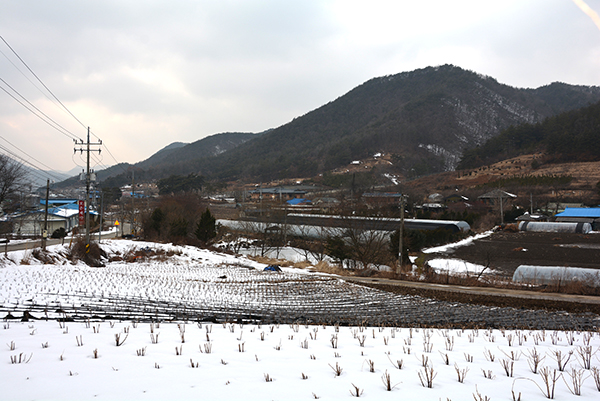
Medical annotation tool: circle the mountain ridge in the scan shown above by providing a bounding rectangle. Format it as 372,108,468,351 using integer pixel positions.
52,64,600,189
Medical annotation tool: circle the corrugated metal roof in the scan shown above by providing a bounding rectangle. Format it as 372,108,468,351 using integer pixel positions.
555,207,600,218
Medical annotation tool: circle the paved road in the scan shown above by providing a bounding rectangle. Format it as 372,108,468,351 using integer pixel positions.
2,229,121,252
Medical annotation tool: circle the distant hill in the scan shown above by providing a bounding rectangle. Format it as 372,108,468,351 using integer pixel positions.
182,65,600,182
91,132,258,188
55,64,600,189
458,99,600,169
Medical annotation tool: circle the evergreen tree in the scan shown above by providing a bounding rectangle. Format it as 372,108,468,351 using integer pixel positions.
195,208,216,242
325,236,350,267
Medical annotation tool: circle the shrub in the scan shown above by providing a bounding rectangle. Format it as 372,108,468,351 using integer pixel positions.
68,239,105,267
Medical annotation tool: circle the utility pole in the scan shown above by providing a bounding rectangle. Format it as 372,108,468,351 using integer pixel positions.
42,179,49,250
98,190,104,242
131,171,135,236
74,127,102,247
396,194,408,275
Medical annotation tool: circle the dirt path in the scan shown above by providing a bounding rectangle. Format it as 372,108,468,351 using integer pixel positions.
343,275,600,315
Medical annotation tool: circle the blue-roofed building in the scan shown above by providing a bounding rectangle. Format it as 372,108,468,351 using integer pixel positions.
11,202,98,236
554,207,600,230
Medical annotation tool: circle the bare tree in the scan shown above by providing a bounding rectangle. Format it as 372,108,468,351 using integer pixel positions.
0,154,28,207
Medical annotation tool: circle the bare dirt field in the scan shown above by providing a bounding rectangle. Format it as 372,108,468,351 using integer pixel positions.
427,231,600,277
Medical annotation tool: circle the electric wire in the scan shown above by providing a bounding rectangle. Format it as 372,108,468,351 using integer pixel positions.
0,136,63,180
1,36,129,177
0,77,80,140
0,35,87,135
0,46,58,108
0,145,62,183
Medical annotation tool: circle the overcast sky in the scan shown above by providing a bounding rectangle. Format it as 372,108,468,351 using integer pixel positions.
1,0,599,175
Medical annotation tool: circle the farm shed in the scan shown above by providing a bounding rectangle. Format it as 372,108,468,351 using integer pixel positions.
554,207,600,230
518,221,591,233
477,189,516,205
513,265,600,286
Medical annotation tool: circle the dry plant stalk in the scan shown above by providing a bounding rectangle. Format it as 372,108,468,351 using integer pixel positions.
349,383,363,397
439,351,450,365
500,358,514,377
473,385,491,401
264,373,273,382
482,369,495,380
454,363,469,383
526,347,544,373
114,332,128,346
564,368,588,396
590,366,600,391
548,349,572,371
575,345,595,370
418,366,437,388
381,370,398,391
538,366,561,399
10,352,33,364
386,354,403,369
329,362,343,376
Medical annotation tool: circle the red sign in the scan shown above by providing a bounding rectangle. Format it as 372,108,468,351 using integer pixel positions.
78,200,85,227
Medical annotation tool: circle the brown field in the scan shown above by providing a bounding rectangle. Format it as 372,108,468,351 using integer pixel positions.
405,155,600,200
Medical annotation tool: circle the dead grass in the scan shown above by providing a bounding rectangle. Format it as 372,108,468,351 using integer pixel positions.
309,261,354,276
68,239,105,267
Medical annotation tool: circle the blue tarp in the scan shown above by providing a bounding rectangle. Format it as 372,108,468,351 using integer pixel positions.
286,198,311,205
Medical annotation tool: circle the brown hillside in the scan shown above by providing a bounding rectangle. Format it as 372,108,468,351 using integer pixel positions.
404,154,600,203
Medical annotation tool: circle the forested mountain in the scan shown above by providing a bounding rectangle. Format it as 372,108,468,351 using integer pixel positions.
458,99,600,169
60,64,600,188
54,132,257,189
181,65,600,181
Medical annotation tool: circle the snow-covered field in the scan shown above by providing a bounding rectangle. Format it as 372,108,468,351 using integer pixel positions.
2,319,600,400
1,239,599,400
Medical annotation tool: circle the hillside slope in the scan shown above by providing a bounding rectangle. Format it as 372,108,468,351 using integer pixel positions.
458,99,600,169
189,65,600,181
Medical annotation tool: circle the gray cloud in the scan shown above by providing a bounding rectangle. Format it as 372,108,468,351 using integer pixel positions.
1,0,599,173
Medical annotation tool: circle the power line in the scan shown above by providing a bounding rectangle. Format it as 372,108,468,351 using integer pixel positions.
0,46,58,108
0,77,80,140
0,35,88,134
0,145,62,183
0,136,61,176
1,35,127,176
